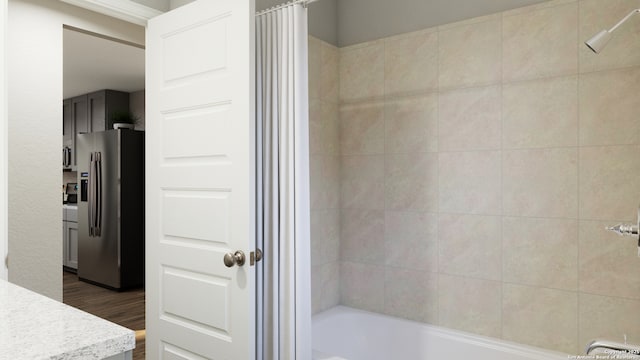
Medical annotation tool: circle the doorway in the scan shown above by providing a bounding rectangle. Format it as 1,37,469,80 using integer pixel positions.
62,26,146,360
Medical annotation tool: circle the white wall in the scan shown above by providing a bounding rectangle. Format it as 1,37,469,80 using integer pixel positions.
7,0,144,300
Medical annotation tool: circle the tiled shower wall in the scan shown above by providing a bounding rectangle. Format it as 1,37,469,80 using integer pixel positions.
309,36,341,314
334,0,640,354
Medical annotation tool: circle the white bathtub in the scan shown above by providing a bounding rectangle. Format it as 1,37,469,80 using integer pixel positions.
312,306,569,360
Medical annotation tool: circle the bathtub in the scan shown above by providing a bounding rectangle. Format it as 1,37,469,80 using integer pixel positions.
312,306,569,360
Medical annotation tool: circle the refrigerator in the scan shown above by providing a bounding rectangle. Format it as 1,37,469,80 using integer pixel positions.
77,129,144,290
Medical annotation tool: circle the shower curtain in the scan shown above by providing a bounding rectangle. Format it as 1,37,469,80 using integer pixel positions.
256,3,311,360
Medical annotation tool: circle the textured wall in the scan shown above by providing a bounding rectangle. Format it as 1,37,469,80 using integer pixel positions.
8,0,144,300
309,36,340,314
335,0,640,354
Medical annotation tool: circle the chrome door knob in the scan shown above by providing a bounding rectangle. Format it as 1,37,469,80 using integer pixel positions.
223,250,246,267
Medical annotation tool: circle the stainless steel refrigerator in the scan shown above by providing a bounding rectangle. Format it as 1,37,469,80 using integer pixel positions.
77,129,144,290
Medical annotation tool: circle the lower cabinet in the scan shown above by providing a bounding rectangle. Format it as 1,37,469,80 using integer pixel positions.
64,221,78,270
63,211,78,271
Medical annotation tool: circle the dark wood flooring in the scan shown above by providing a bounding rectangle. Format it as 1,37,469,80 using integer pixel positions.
63,271,145,360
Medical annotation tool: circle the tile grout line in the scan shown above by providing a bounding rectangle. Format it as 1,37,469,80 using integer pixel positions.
499,10,505,341
435,25,441,327
576,1,582,351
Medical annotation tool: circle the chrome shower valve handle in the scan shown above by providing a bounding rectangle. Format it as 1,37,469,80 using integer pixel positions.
605,205,640,257
606,223,639,237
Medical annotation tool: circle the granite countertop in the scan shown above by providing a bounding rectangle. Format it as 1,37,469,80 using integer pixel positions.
0,280,135,360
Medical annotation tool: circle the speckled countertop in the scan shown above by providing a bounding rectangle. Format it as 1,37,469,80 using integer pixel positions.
0,279,135,360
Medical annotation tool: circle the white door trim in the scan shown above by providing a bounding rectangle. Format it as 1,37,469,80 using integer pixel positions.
0,0,6,281
58,0,162,26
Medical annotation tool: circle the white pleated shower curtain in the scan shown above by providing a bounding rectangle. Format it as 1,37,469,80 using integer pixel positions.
256,3,311,360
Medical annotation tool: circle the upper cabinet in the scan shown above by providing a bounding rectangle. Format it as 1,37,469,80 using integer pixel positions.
63,99,73,169
87,90,130,132
70,95,88,170
64,90,130,170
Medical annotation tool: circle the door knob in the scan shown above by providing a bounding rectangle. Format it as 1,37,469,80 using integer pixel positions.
223,250,246,267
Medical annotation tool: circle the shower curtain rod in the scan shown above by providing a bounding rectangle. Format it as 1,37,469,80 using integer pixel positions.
256,0,322,16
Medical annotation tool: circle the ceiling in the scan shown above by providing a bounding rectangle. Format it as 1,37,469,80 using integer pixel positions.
336,0,551,46
63,29,145,99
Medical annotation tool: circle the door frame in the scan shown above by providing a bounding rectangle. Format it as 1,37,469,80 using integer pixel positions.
58,0,162,26
0,0,6,281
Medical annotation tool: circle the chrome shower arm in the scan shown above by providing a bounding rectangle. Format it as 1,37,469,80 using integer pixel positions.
609,9,640,33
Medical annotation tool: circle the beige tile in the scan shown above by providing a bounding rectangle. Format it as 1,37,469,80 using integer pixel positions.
320,41,339,103
340,209,385,264
340,102,384,155
439,19,502,90
385,268,438,324
340,155,384,210
308,36,321,101
503,3,578,82
438,214,502,280
439,151,502,215
502,0,577,17
385,153,438,211
438,13,502,31
310,100,339,155
503,284,578,354
322,101,340,155
312,261,340,314
340,261,385,313
309,99,322,155
384,27,437,42
503,148,578,218
384,31,438,96
580,0,640,73
438,274,502,338
579,146,640,221
579,67,640,146
439,214,502,281
385,211,438,272
310,210,340,267
503,217,578,290
579,293,640,349
439,85,502,151
310,155,340,210
385,94,438,154
503,76,578,149
579,220,640,300
339,42,384,102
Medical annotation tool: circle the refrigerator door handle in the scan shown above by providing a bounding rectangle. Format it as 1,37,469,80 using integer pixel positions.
88,152,95,237
96,152,102,237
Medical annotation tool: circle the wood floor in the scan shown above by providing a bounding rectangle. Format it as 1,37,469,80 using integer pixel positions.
63,271,146,360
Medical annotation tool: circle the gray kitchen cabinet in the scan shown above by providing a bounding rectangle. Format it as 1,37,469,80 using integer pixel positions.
63,207,78,271
71,95,88,170
63,90,130,171
63,99,73,169
87,90,130,132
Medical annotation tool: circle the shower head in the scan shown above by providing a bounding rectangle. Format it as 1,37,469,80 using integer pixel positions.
585,30,612,54
585,9,640,54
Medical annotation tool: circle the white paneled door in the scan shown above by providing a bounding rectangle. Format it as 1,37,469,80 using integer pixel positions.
146,0,256,359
